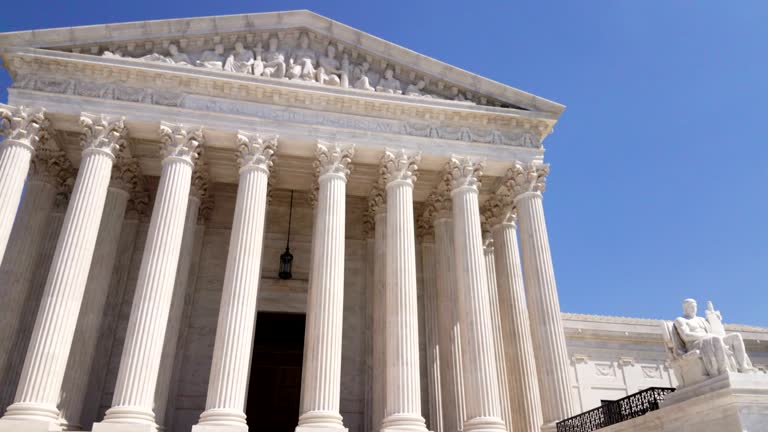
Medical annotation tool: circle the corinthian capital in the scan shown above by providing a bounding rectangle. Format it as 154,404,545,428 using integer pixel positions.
380,148,421,186
483,194,517,228
314,141,355,179
504,162,549,200
159,121,203,165
80,113,127,159
190,158,210,200
445,155,484,191
0,105,49,151
110,154,143,193
236,131,278,173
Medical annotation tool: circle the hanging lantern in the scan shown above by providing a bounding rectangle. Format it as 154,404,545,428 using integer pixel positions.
279,190,294,280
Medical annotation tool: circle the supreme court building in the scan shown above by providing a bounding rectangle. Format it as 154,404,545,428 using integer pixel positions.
0,10,767,432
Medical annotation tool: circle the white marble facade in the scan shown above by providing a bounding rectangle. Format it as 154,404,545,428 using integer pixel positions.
0,10,767,432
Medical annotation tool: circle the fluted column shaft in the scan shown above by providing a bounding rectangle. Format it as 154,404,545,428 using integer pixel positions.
492,219,543,432
0,113,123,430
59,187,130,430
433,214,465,432
155,195,201,429
194,132,275,431
296,142,353,432
381,149,427,432
0,139,34,265
0,104,48,266
97,122,202,430
448,157,505,432
420,239,443,432
0,179,57,411
515,192,573,426
482,236,513,431
372,210,387,432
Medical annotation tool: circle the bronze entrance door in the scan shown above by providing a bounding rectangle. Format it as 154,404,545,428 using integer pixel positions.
246,312,305,432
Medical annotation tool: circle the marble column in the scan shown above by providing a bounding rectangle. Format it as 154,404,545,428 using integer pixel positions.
379,149,428,432
480,228,513,432
430,189,466,432
193,132,277,431
0,105,48,267
154,162,208,430
0,113,125,431
296,141,354,432
0,143,71,413
417,216,443,432
488,200,544,432
59,160,137,429
369,185,387,432
95,122,203,431
363,212,375,432
446,156,506,432
505,162,574,429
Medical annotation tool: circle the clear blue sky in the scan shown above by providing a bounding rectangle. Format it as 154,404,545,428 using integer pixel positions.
1,1,766,326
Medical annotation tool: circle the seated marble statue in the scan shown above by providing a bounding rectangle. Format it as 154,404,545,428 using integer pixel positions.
405,79,429,97
316,44,342,86
261,36,286,78
376,68,402,94
224,42,254,74
287,33,317,81
352,62,375,91
674,298,754,377
196,44,225,70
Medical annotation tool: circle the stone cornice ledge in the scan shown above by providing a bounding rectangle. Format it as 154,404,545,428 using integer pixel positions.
0,10,565,115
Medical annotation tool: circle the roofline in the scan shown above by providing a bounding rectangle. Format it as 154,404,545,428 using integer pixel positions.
0,10,566,115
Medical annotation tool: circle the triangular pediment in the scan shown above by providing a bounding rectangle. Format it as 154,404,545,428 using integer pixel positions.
0,10,564,115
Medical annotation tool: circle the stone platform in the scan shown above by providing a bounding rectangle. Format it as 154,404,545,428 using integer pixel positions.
597,372,768,432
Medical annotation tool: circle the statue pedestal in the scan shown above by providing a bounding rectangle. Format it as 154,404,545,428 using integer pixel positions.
597,373,768,432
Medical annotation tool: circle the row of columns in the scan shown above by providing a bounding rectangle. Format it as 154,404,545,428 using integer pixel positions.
0,103,574,432
371,157,576,432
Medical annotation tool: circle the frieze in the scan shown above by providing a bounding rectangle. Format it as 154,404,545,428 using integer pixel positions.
12,74,185,108
6,55,552,145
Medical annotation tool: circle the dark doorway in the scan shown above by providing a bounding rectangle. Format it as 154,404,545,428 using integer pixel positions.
246,312,305,432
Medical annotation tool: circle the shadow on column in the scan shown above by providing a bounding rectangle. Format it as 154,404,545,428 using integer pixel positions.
246,312,305,432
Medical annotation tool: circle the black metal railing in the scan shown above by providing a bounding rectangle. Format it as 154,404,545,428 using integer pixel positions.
556,387,675,432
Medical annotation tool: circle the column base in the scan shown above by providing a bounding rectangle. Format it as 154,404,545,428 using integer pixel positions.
295,410,347,432
93,405,157,432
192,425,247,432
192,408,248,432
462,417,507,432
539,422,557,432
92,423,157,432
0,418,62,432
380,413,429,432
0,402,62,431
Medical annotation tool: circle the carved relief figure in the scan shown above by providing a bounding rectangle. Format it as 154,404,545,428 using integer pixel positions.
252,42,265,77
376,68,402,94
316,44,342,86
261,36,286,78
674,298,754,377
224,42,254,74
405,79,428,97
352,61,375,91
287,33,317,81
340,53,350,88
168,44,192,65
196,44,225,69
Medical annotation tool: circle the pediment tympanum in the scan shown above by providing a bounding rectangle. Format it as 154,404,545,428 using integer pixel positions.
0,11,564,151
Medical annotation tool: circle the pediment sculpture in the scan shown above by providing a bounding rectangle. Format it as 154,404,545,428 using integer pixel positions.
663,298,755,387
99,32,487,105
